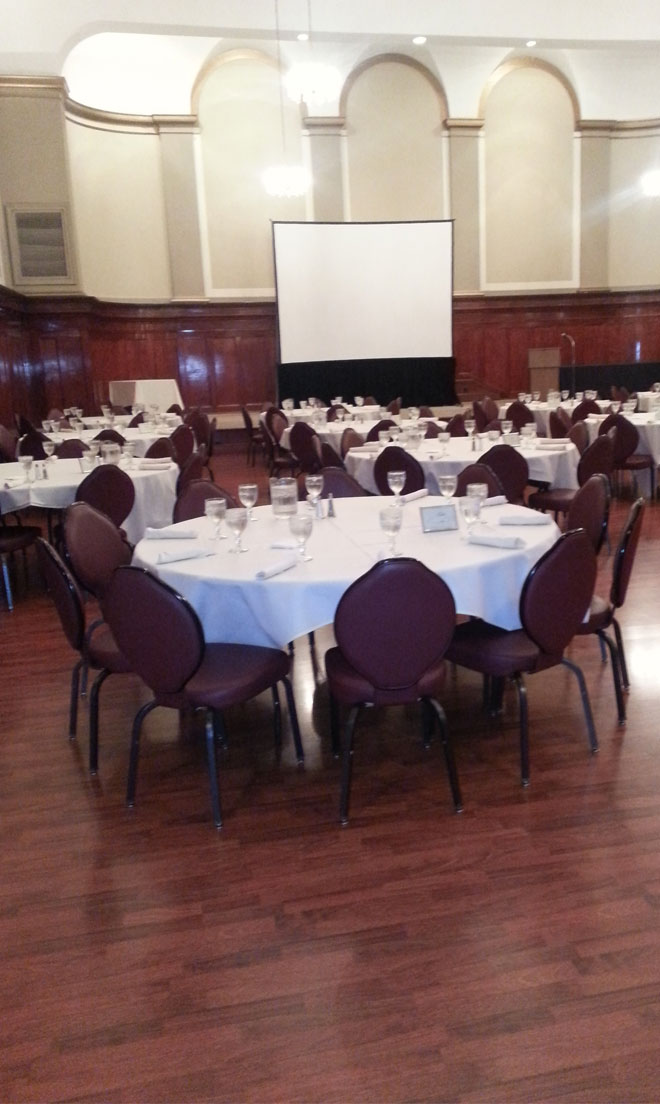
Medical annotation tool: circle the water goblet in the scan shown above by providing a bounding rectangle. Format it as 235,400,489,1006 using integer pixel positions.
289,511,314,561
121,442,135,468
466,482,489,517
518,392,526,403
19,455,34,482
532,391,541,402
226,507,248,553
460,495,480,535
437,430,450,456
386,470,406,504
42,420,52,433
610,400,621,414
501,419,513,435
87,441,100,459
438,473,457,499
379,505,402,558
205,497,227,540
50,419,60,434
378,430,391,446
354,395,364,407
42,440,55,461
305,473,324,516
561,390,569,401
238,482,258,521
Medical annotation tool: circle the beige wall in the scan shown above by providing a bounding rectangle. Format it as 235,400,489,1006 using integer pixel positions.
608,130,660,289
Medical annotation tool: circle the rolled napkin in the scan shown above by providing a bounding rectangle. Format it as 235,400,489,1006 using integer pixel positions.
270,539,299,550
138,458,173,470
498,512,551,526
481,495,508,507
255,554,299,579
536,440,567,450
467,531,524,549
153,547,212,565
401,488,428,503
349,443,380,454
145,525,198,540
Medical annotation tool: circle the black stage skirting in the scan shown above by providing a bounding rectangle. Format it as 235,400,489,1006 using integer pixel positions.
560,362,660,398
277,357,458,408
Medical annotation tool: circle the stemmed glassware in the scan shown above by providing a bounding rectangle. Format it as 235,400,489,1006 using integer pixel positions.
42,440,55,461
460,495,480,534
466,482,489,518
238,482,258,521
501,419,513,435
379,505,402,557
437,430,450,456
289,512,313,561
464,417,476,447
205,497,226,540
305,473,324,516
19,455,33,482
226,507,248,553
386,469,406,504
438,473,457,499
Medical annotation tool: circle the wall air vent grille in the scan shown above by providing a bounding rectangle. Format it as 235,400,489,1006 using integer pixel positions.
5,204,76,286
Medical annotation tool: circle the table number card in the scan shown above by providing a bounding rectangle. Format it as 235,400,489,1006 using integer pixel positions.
420,504,458,532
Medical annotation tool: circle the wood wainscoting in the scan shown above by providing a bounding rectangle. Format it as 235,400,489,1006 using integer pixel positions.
2,284,660,425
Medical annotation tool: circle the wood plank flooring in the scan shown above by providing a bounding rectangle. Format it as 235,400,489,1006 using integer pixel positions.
2,434,660,1102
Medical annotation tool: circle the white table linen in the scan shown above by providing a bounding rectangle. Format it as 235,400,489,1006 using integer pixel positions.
131,496,560,648
108,378,183,411
0,458,178,544
46,423,180,458
345,437,580,495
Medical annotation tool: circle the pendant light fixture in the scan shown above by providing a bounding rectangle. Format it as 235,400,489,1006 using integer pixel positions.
284,0,342,110
261,0,310,198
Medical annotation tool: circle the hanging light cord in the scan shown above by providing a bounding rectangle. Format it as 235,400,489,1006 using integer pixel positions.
274,0,286,155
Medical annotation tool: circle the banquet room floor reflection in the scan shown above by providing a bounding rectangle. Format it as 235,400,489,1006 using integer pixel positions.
3,437,660,1103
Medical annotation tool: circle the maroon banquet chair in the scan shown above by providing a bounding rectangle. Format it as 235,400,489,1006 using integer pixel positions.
472,400,489,433
0,423,18,461
480,443,529,504
565,473,611,553
103,565,304,828
454,462,504,498
447,529,598,787
173,479,237,523
572,398,601,422
314,467,368,498
549,408,571,438
93,427,126,447
598,412,655,497
365,418,397,442
240,405,265,466
55,438,88,459
36,537,132,773
75,463,136,530
423,420,441,438
64,500,133,603
170,423,195,467
128,411,145,427
373,445,425,495
320,442,345,469
144,436,176,460
576,498,645,725
445,413,467,437
17,429,47,460
527,433,615,520
325,557,463,824
289,421,322,473
568,420,589,456
0,517,41,610
505,400,535,431
340,427,364,456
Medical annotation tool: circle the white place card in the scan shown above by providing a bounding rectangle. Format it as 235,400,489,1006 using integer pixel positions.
420,504,458,532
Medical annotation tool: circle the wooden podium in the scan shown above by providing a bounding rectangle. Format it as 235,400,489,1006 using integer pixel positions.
528,348,560,398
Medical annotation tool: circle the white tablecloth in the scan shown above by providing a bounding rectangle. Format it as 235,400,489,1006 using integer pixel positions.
0,458,178,544
132,496,560,648
46,423,180,459
281,417,447,452
345,438,580,495
109,379,183,411
498,400,610,437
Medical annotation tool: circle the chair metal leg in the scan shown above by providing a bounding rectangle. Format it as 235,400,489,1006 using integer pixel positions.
1,552,14,610
428,697,463,812
421,698,433,749
204,711,223,829
88,667,111,773
213,709,228,749
611,616,630,690
340,705,360,826
271,684,282,749
329,693,341,758
598,630,626,725
69,657,84,740
514,675,530,786
126,700,158,807
281,676,304,762
561,657,598,753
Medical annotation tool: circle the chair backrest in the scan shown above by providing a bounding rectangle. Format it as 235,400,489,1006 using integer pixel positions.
445,413,467,437
326,404,348,421
166,403,183,416
386,397,402,415
365,418,397,442
55,438,88,459
170,423,195,466
373,445,425,495
334,557,456,691
455,462,504,498
93,427,127,446
482,397,499,423
144,436,176,460
472,400,488,432
480,444,529,503
240,405,255,434
64,500,133,599
75,463,136,528
521,529,596,657
418,406,434,418
173,479,237,523
321,441,345,469
572,398,601,423
567,420,589,455
598,412,639,464
289,421,322,472
549,409,569,438
340,427,364,456
264,406,288,442
611,497,645,609
18,430,47,460
565,472,610,554
184,408,211,450
36,537,85,652
577,432,614,485
176,449,207,496
0,424,18,462
316,466,368,497
505,400,535,431
105,566,204,695
422,420,440,439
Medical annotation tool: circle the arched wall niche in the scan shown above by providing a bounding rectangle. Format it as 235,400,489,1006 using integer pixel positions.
341,54,449,222
480,58,579,289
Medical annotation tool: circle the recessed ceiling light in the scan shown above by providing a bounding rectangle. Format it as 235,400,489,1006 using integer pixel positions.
412,35,427,46
297,32,309,42
526,39,537,47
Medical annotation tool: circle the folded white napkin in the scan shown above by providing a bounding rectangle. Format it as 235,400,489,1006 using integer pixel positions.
138,458,173,470
498,513,551,526
145,526,197,540
270,539,299,550
401,488,428,503
3,477,25,488
255,554,298,579
153,547,212,564
481,495,507,507
536,440,567,450
467,531,524,549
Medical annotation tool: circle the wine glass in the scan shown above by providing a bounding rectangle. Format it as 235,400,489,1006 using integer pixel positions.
501,420,513,435
289,512,313,561
379,505,402,557
561,390,569,402
226,507,248,553
464,417,476,444
238,482,258,521
19,455,34,482
460,495,480,534
466,482,489,518
305,473,324,515
438,473,457,499
42,440,55,461
205,497,227,540
386,469,406,503
438,430,450,456
87,441,100,460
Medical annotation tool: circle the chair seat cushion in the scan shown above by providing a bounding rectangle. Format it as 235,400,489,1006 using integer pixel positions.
576,594,613,635
620,453,653,470
184,643,290,710
325,645,447,705
0,524,41,553
526,488,574,514
446,619,552,677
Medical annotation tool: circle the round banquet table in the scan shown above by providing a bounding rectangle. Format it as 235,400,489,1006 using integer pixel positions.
0,457,178,544
131,495,560,649
345,436,579,495
280,416,447,453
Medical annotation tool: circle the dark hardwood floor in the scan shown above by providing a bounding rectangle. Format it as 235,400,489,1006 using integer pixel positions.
2,433,660,1102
